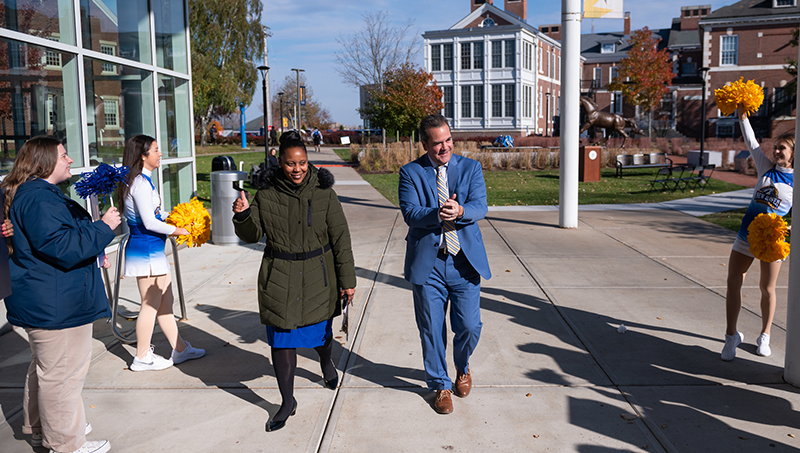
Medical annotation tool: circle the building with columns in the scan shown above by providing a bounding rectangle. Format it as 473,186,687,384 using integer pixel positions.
422,0,567,137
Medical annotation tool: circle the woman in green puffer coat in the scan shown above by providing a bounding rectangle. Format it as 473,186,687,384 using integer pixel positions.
232,130,356,432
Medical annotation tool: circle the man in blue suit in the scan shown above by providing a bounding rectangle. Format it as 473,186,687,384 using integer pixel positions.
398,114,491,414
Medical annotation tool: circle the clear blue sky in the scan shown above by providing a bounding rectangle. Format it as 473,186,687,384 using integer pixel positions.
246,0,735,128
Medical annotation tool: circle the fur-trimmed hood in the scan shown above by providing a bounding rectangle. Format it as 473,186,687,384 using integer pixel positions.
254,162,334,191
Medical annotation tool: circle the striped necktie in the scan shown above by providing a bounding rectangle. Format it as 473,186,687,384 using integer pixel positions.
437,165,461,255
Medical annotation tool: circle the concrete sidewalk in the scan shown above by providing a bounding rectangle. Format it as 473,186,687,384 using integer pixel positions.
1,147,797,452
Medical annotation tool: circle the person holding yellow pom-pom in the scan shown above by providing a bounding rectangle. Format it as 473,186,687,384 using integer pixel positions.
722,105,794,361
118,135,205,372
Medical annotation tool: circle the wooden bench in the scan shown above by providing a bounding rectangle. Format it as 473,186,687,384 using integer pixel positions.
615,152,672,177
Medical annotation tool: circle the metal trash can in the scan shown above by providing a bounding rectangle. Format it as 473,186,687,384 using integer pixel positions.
212,155,235,172
210,170,248,245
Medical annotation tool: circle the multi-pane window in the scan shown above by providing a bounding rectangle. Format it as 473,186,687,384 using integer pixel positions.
523,42,532,70
492,85,502,117
44,36,62,68
443,44,453,71
775,0,796,6
601,43,615,54
431,44,441,71
104,99,119,128
593,67,602,88
556,56,560,80
492,41,502,68
461,43,471,70
474,85,484,118
611,93,623,114
505,85,515,117
610,66,619,83
538,89,542,118
523,85,531,118
546,50,551,77
682,62,697,76
100,43,117,74
443,86,454,118
505,40,515,68
473,42,483,69
461,86,472,118
460,86,484,118
721,35,738,65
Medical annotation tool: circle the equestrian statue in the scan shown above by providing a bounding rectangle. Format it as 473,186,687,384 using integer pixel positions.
579,97,644,148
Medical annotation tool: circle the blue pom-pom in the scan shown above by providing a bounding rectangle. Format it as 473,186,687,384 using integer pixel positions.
75,163,129,199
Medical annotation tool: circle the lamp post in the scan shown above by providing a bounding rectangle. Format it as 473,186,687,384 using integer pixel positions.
277,92,284,135
698,67,710,177
257,65,270,168
291,68,304,130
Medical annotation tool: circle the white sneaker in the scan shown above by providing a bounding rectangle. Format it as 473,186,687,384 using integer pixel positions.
130,346,173,372
171,341,206,364
50,439,110,453
757,333,772,357
721,332,744,361
33,423,91,447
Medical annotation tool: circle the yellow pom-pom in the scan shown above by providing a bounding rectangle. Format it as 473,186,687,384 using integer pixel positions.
748,213,790,262
714,78,764,116
165,197,211,248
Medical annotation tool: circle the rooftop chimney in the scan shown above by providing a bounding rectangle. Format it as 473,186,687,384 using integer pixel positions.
623,11,631,35
505,0,527,21
471,0,493,13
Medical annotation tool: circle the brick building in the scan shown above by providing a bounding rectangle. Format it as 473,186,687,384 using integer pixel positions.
422,0,567,136
700,0,799,139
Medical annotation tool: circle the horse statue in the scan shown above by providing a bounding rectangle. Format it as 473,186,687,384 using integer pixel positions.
579,97,644,148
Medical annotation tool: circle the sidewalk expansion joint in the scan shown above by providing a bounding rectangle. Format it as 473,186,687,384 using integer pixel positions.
485,217,676,453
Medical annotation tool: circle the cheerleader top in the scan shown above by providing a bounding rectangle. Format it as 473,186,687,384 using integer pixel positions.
124,168,176,236
737,116,793,242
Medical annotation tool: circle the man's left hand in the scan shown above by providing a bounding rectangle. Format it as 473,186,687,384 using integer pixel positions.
440,194,463,221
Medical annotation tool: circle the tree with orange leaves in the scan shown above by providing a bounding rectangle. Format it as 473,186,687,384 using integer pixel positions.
608,27,675,138
361,63,443,141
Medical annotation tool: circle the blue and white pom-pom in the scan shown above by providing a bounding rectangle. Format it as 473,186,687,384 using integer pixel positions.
74,163,129,204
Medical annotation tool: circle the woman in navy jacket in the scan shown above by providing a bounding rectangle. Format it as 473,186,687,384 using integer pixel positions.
2,137,120,453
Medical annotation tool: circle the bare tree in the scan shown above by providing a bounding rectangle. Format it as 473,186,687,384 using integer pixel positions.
334,11,421,96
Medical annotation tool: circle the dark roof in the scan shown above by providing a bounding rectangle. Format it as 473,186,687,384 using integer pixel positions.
581,28,670,63
703,0,800,20
668,29,702,48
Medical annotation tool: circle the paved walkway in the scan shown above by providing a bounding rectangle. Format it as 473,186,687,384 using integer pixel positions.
1,147,797,452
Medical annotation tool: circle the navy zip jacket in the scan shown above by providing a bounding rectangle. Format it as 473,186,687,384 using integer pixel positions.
4,178,115,329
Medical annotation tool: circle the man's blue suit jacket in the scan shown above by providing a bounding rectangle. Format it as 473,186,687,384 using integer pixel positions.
398,154,492,286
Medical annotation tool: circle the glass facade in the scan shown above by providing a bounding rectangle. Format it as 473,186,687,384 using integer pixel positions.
0,0,76,45
0,0,195,216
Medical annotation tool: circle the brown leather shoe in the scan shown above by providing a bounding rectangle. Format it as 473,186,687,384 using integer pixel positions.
454,368,472,398
433,389,453,414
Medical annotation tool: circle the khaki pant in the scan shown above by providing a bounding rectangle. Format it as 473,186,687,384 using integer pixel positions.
22,323,92,452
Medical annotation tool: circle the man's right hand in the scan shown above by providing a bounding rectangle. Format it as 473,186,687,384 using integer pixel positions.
232,190,250,214
102,207,121,230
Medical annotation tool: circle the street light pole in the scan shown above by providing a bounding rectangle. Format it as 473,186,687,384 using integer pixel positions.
257,65,270,169
277,92,284,136
291,68,304,131
699,67,710,176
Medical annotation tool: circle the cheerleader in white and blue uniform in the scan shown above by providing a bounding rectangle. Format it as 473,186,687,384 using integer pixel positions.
722,106,794,361
119,135,205,371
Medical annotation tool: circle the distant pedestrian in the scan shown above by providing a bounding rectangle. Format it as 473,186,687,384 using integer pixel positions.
721,105,794,361
2,136,119,453
119,135,205,372
269,127,278,147
268,148,279,169
398,114,491,414
209,124,218,145
232,130,356,432
311,127,322,153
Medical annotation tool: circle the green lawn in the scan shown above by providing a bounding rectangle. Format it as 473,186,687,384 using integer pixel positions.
364,169,746,207
333,148,351,162
196,152,267,208
699,208,791,241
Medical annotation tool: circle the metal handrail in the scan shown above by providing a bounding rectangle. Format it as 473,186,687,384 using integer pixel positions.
108,234,188,344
